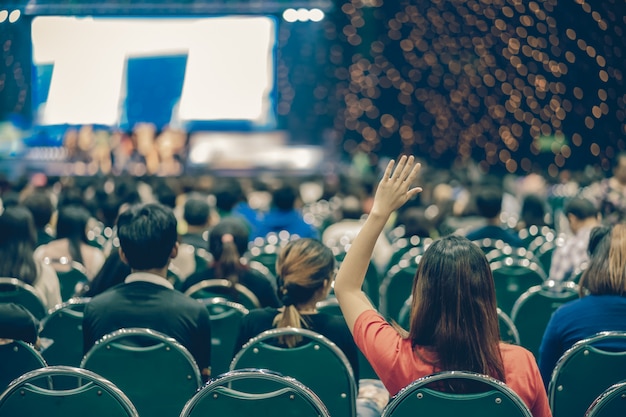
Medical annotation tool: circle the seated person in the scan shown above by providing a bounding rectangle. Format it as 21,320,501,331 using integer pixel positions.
334,156,550,416
465,186,524,247
549,197,599,282
182,217,280,308
234,238,387,417
82,203,212,380
539,224,626,386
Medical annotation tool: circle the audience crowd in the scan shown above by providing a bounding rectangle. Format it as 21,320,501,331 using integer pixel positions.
1,152,626,417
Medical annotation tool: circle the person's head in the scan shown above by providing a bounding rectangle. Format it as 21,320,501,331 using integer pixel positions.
579,223,626,296
564,197,599,234
338,195,363,220
612,152,626,185
407,235,505,382
274,238,336,347
520,195,547,228
184,196,211,228
272,184,298,211
208,217,250,284
56,205,92,264
21,190,54,230
117,203,178,271
214,180,244,214
475,187,503,220
0,206,38,285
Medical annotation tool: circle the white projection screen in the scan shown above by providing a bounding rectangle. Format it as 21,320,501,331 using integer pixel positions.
31,16,278,130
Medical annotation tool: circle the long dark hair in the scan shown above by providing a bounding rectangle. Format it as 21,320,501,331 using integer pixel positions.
56,205,91,265
208,218,250,286
0,206,39,285
408,235,505,386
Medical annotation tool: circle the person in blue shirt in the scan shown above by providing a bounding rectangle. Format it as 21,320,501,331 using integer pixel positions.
538,224,626,387
254,184,319,240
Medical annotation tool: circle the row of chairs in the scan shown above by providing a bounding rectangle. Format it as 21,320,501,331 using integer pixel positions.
2,331,625,417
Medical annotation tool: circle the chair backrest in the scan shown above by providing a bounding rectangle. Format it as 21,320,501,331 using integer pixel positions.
510,281,579,357
199,297,249,377
81,328,202,417
230,328,357,417
548,331,626,417
0,340,47,390
0,365,139,417
381,371,533,417
585,380,626,417
184,279,261,310
490,257,547,316
497,308,521,345
180,369,331,417
379,252,421,321
38,297,91,367
43,257,90,301
0,277,48,320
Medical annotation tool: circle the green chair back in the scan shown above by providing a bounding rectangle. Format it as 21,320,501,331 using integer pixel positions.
549,331,626,417
44,258,89,301
80,328,202,417
490,257,546,316
316,296,378,380
39,298,90,367
230,328,357,417
386,236,431,272
497,308,521,345
380,260,419,322
180,369,330,417
0,277,48,320
381,371,533,417
585,380,626,417
0,366,139,417
200,297,249,377
511,281,579,357
184,279,261,310
0,340,47,390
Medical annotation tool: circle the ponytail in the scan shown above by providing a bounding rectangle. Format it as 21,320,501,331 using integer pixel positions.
213,233,241,286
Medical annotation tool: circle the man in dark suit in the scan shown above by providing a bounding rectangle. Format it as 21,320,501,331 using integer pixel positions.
82,203,212,379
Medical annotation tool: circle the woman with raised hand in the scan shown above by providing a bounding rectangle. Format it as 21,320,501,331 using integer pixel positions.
334,155,551,417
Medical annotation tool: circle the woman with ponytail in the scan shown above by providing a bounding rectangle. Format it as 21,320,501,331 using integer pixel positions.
182,217,280,308
234,237,360,378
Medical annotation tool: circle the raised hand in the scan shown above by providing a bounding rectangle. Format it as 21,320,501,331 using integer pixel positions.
371,155,422,218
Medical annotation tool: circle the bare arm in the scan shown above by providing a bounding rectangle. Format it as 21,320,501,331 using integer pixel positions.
334,155,422,334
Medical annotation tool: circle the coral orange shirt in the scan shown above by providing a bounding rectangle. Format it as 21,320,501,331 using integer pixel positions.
354,309,552,417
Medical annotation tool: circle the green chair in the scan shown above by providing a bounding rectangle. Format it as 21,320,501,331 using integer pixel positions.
398,297,520,345
43,257,90,301
490,257,547,316
548,331,626,417
0,340,47,390
230,328,357,417
510,281,579,357
386,236,432,272
81,328,202,417
38,297,91,367
0,277,48,320
379,252,421,321
585,380,626,417
0,366,139,417
180,369,330,417
184,279,261,310
497,308,521,345
381,371,533,417
333,248,380,309
316,296,378,380
199,297,249,377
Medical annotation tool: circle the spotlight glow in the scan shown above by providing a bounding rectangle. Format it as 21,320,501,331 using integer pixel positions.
0,10,8,23
282,8,298,23
8,9,20,23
